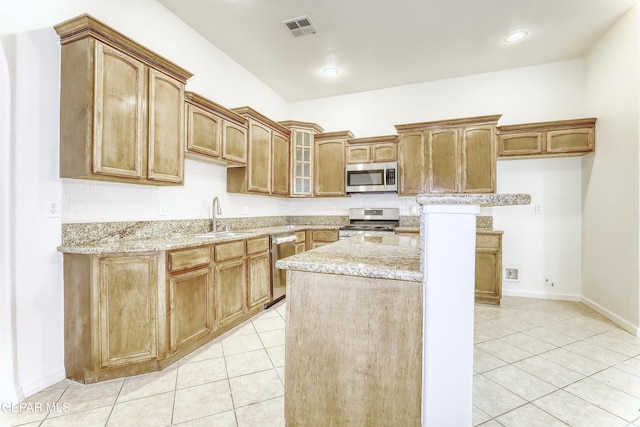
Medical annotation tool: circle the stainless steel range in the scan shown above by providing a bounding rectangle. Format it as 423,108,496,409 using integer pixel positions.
338,208,400,239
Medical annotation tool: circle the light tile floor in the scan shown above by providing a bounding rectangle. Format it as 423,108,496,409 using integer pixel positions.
3,297,640,427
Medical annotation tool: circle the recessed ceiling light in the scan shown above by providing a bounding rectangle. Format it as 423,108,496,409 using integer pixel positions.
504,30,528,43
323,67,339,76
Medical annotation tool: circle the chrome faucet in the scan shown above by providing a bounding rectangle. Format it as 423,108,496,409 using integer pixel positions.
212,197,222,232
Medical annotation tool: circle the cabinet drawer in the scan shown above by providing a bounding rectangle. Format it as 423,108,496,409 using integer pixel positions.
312,229,338,242
247,237,269,255
215,240,246,262
168,246,212,272
295,231,306,243
476,233,501,250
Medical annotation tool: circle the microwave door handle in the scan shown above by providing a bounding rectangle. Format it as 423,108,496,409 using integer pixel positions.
383,165,387,187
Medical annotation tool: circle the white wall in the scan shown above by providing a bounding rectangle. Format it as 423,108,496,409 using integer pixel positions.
290,62,587,299
0,36,18,405
583,6,640,333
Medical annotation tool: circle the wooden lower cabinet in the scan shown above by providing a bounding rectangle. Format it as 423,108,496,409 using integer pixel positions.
214,241,247,326
393,230,503,304
247,237,271,309
64,252,161,383
308,229,339,249
167,246,214,354
63,236,279,383
475,232,503,305
294,230,306,254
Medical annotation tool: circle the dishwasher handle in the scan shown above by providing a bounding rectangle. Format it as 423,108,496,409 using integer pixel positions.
271,234,297,245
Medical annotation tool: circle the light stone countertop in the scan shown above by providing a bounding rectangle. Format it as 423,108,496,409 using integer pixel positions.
276,233,423,282
417,193,531,206
57,225,338,255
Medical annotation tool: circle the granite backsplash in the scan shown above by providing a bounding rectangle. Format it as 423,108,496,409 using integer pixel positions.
61,215,493,246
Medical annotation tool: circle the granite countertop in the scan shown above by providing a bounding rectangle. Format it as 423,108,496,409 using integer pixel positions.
57,225,340,255
276,233,423,282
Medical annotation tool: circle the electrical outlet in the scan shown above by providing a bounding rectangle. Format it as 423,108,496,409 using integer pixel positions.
159,203,167,216
411,206,419,215
504,267,520,281
46,201,61,218
241,206,249,216
535,204,544,214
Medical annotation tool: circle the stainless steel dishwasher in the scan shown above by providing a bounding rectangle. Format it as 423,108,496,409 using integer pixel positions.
265,231,297,308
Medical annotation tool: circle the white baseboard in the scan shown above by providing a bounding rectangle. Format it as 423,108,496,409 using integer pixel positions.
502,288,582,302
20,368,66,399
581,296,640,336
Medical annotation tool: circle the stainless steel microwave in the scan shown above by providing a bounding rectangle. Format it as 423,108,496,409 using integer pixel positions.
345,161,398,193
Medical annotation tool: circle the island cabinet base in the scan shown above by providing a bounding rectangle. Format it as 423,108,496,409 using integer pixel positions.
285,270,422,426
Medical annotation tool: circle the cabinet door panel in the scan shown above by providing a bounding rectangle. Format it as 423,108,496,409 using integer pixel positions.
99,255,157,367
187,105,221,157
215,258,247,326
547,128,594,154
463,127,494,193
399,133,425,195
94,43,144,179
372,143,397,162
498,132,543,157
315,140,345,197
169,267,214,352
428,129,458,193
248,122,271,193
475,251,501,303
272,132,290,195
248,252,271,309
222,121,247,164
291,130,313,196
347,146,371,163
148,69,184,183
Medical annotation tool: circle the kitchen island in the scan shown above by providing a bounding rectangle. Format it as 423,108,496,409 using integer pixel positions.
278,193,531,426
276,233,423,426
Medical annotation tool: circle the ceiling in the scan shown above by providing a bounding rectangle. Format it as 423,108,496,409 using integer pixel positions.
157,0,637,102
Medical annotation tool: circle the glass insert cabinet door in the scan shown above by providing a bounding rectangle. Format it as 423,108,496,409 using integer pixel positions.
292,130,312,195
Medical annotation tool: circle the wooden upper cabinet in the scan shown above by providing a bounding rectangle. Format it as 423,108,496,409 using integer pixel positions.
429,128,459,193
280,121,324,198
396,115,500,195
271,131,290,196
346,135,398,164
148,69,185,183
55,14,192,186
314,131,353,197
247,120,271,194
497,118,596,159
398,132,426,195
461,124,496,193
184,92,248,165
227,107,291,197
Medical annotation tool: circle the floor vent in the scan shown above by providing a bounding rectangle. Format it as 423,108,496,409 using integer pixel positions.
282,15,318,37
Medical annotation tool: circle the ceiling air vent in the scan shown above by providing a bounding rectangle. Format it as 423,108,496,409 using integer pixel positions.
282,15,318,37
